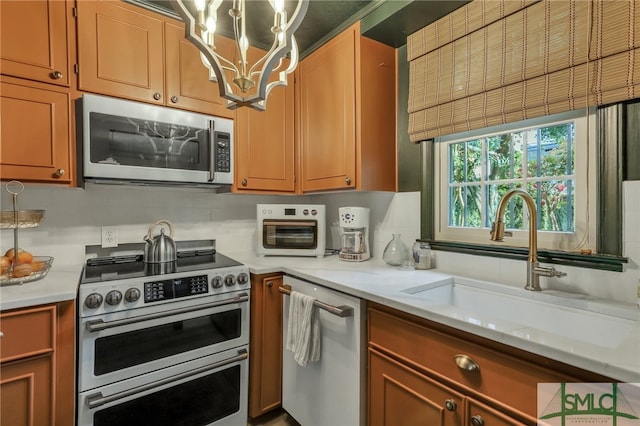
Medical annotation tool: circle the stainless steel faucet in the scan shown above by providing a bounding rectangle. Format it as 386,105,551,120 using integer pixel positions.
490,189,566,291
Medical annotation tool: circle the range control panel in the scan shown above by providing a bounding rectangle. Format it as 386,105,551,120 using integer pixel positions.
144,274,209,303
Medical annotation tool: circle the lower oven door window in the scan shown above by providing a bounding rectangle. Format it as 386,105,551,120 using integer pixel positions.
78,348,248,426
263,220,318,249
78,292,249,391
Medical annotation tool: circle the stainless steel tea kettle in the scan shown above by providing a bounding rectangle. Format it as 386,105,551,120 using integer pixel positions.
143,220,177,263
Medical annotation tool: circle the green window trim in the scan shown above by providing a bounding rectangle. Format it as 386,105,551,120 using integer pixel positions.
420,102,635,273
421,240,627,273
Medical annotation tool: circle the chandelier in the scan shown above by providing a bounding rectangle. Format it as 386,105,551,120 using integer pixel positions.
170,0,309,111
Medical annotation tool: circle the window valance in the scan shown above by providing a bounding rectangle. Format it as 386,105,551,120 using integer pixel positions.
407,0,640,142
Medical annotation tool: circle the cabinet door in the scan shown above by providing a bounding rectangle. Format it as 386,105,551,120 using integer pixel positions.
249,274,284,417
235,48,295,193
0,355,54,426
77,0,165,105
0,80,71,183
299,25,357,192
0,0,70,86
164,22,234,118
369,348,464,426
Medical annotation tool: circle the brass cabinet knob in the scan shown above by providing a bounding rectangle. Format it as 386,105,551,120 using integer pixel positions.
266,281,273,288
241,179,248,186
170,96,178,103
153,92,162,100
453,354,480,372
51,71,63,80
470,415,485,426
53,168,65,178
345,176,352,185
444,399,457,412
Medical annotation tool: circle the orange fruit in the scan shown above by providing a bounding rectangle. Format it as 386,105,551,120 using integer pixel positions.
30,260,46,272
11,263,32,278
5,248,33,264
0,256,10,274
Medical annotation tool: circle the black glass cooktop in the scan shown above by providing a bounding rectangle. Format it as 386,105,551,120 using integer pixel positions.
79,251,243,285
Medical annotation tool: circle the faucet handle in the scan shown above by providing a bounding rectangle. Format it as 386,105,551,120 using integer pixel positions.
533,264,566,278
488,223,513,238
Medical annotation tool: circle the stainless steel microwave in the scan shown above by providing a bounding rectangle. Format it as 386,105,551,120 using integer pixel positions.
79,94,233,188
257,204,326,258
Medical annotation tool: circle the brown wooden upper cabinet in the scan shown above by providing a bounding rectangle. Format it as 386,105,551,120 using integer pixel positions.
297,22,397,192
0,80,72,183
0,0,71,87
76,0,234,118
234,48,296,193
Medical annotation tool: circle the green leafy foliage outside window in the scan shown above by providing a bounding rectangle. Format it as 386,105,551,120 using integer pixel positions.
448,122,575,233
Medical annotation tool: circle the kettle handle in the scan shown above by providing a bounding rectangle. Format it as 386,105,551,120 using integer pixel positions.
146,219,174,240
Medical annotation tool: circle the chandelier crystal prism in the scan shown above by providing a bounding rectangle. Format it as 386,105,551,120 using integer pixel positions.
170,0,308,111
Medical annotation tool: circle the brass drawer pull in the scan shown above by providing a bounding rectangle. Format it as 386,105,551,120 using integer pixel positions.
454,354,480,372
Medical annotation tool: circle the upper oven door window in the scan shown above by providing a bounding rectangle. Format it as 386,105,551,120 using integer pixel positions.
88,112,209,172
263,220,318,249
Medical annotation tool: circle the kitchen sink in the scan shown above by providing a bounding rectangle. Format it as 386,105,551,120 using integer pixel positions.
400,277,638,348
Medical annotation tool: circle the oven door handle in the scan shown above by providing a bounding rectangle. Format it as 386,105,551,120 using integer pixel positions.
85,349,248,409
85,292,249,332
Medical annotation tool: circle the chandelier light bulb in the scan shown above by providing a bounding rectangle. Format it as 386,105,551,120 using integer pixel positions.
170,0,308,110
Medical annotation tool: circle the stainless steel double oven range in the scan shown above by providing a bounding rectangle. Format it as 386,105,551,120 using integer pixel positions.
76,240,249,426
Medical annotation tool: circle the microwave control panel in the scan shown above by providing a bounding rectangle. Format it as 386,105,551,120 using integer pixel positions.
214,132,231,173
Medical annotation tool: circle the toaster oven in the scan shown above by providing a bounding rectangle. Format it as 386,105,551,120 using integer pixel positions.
256,204,326,258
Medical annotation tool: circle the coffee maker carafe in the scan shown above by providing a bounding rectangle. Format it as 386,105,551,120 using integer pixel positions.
338,207,370,262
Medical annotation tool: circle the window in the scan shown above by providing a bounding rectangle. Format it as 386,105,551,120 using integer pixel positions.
434,109,597,252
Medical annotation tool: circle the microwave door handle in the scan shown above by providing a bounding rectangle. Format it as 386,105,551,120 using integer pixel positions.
208,120,216,182
85,349,248,409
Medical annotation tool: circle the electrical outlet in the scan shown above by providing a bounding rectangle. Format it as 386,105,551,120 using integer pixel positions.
101,226,118,248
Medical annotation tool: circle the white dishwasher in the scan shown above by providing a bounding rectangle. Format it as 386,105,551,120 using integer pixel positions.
281,275,365,426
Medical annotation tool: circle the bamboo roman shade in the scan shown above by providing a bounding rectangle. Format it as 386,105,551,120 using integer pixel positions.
407,0,640,142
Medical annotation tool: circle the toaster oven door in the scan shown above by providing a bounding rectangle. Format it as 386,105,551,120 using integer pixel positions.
262,220,318,250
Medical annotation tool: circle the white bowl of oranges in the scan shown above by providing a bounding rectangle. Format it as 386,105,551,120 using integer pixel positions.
0,248,53,285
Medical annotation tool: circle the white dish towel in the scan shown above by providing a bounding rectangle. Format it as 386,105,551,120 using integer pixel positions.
286,291,321,367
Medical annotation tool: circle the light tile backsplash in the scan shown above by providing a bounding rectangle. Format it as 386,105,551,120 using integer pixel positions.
2,181,638,306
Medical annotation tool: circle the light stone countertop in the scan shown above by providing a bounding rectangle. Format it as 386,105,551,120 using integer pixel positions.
229,252,640,384
2,253,639,383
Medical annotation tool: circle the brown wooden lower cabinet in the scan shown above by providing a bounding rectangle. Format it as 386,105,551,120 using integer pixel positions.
249,273,284,418
369,348,465,426
367,303,611,426
0,300,75,426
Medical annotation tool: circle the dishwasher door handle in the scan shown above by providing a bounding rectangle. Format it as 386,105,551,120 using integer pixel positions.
279,285,354,317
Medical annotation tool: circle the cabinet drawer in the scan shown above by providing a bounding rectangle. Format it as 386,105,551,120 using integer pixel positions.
1,306,55,363
368,306,573,419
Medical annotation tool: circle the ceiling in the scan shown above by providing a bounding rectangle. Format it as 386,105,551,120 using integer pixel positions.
128,0,469,57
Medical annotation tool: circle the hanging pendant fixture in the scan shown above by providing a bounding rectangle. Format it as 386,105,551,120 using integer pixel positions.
170,0,308,111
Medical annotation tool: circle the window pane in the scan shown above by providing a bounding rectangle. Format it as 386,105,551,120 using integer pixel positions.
527,123,574,178
450,140,483,184
465,185,482,227
486,184,523,229
466,140,482,182
529,180,575,232
487,133,523,180
450,143,465,183
450,186,464,226
449,186,482,227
